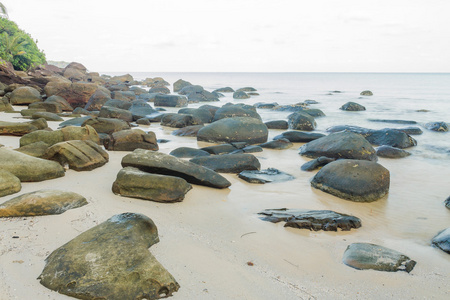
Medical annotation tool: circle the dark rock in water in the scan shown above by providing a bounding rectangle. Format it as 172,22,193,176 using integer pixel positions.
311,159,390,202
301,156,335,171
212,91,224,98
368,119,417,124
173,79,192,92
82,117,130,134
201,143,247,155
445,196,450,209
236,87,256,92
343,243,416,273
299,131,377,161
179,84,203,95
157,139,170,143
146,112,166,122
265,120,288,129
424,121,449,132
154,94,188,107
170,147,210,158
233,91,250,99
0,148,65,182
172,125,204,137
272,102,308,112
136,118,151,125
239,168,294,184
254,102,279,109
248,92,259,96
38,213,180,299
340,102,366,111
274,131,325,143
99,106,133,122
396,126,423,135
149,86,170,94
213,87,234,93
138,92,161,102
288,112,316,131
0,190,87,217
259,138,293,150
213,103,261,121
432,228,450,254
108,129,158,151
0,170,21,197
15,141,50,158
190,153,260,173
304,100,318,104
112,167,192,202
161,113,203,128
239,145,263,154
178,107,214,123
198,104,220,116
197,117,268,144
259,208,361,231
360,90,373,96
376,145,411,158
129,100,157,121
302,109,326,117
44,140,109,171
31,112,64,122
121,149,231,189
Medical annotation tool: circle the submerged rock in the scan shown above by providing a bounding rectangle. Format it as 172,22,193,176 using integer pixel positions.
311,159,390,202
259,138,293,150
431,228,450,254
0,170,21,197
112,167,192,202
38,213,180,299
121,149,231,189
360,90,373,96
172,125,204,137
288,112,316,131
424,121,448,132
301,156,336,171
161,113,203,128
233,91,250,99
259,208,361,231
376,145,411,158
264,120,288,129
239,168,294,184
154,94,188,107
201,143,247,155
0,190,87,217
190,154,260,173
343,243,416,273
340,102,366,111
273,131,325,143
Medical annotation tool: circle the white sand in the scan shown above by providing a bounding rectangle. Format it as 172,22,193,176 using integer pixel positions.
0,109,449,300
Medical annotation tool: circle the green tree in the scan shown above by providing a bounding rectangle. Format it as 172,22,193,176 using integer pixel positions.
1,32,26,62
0,3,7,18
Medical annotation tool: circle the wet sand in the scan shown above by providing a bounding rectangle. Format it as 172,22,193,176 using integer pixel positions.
0,108,449,299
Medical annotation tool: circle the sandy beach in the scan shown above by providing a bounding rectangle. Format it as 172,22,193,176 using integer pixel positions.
0,104,449,300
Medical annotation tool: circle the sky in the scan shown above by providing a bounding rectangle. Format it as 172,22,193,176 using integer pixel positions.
2,0,450,72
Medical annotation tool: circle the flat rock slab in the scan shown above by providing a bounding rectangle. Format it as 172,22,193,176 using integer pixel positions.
121,149,231,189
38,213,179,299
376,145,411,158
0,190,87,217
190,153,260,173
311,159,390,202
112,167,192,202
169,147,210,158
0,170,21,197
431,227,450,254
258,208,361,231
239,168,295,184
0,148,65,182
273,131,326,143
343,243,416,273
44,140,109,171
0,119,48,136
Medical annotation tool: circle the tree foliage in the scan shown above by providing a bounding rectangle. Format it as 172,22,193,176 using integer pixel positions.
0,15,46,71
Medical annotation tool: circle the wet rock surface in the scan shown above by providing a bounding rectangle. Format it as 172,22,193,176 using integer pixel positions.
38,213,180,300
0,189,87,217
190,153,260,173
424,121,448,132
431,227,450,254
340,102,366,111
343,243,416,273
259,138,293,150
376,145,411,158
238,168,294,184
311,159,390,202
301,156,336,171
259,208,361,231
273,131,326,142
264,120,288,129
445,196,450,209
172,125,204,137
288,112,316,131
169,147,210,158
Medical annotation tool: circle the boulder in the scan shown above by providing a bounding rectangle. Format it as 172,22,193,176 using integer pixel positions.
424,122,448,132
38,213,179,299
20,125,100,147
84,89,112,111
238,168,294,184
236,87,257,92
0,119,48,136
343,243,416,273
14,141,49,158
63,67,87,82
394,126,423,135
360,90,373,96
198,104,220,116
302,109,326,117
201,143,248,155
259,208,361,231
311,159,390,202
0,148,65,182
82,117,130,134
44,140,109,171
233,91,250,99
108,129,158,151
376,146,411,158
272,102,308,112
112,167,192,202
213,87,234,93
301,156,336,171
28,102,62,113
0,170,21,197
59,116,92,128
431,228,450,254
190,154,260,173
172,125,204,137
169,147,210,158
178,108,214,123
197,117,268,144
368,119,416,125
178,85,204,95
445,196,450,209
31,112,64,122
288,112,316,131
10,86,42,105
273,131,325,143
0,190,87,217
254,102,279,109
44,82,99,108
340,102,366,111
212,104,261,121
98,106,133,122
149,86,170,94
173,79,192,92
0,97,14,112
129,101,157,120
299,131,377,161
154,94,188,107
112,91,136,101
136,118,151,125
259,138,293,150
121,149,231,189
103,99,132,110
264,120,288,129
111,73,133,83
161,113,203,128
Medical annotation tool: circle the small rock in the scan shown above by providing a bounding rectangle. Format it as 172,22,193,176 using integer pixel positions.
233,91,250,99
259,138,293,150
239,168,294,184
431,228,450,254
273,131,325,143
360,90,373,96
169,147,210,158
424,122,448,132
301,156,335,171
376,146,411,158
340,102,366,111
264,120,288,129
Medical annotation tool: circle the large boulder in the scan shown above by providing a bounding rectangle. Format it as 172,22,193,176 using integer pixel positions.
111,73,133,83
431,228,450,254
311,159,390,202
190,154,260,173
160,113,203,128
112,167,192,202
173,79,192,92
288,112,316,131
178,108,214,123
99,106,133,122
28,101,62,113
299,131,377,161
129,101,157,120
0,190,87,217
82,117,130,134
265,120,288,130
20,125,100,147
10,86,42,105
154,94,188,107
0,170,21,197
197,117,268,144
84,89,112,111
108,129,158,151
121,149,231,189
38,213,179,299
0,148,65,182
212,103,261,122
169,147,210,158
44,140,109,171
343,243,416,273
44,82,99,108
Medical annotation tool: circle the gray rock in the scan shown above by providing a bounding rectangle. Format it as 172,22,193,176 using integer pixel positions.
201,143,248,155
432,228,450,254
274,131,326,143
108,129,158,151
213,103,261,121
190,153,260,173
301,156,336,171
424,122,448,132
213,87,234,93
445,196,450,209
10,86,42,105
236,87,257,92
302,108,326,117
340,102,366,111
154,94,188,107
82,117,130,134
112,167,192,203
254,102,279,109
239,168,294,184
376,146,411,158
0,170,21,197
84,89,112,111
360,90,373,96
272,102,308,112
178,107,214,123
311,159,390,202
343,243,416,273
103,99,132,110
396,127,423,135
259,208,361,231
173,79,192,92
288,112,316,131
169,147,210,158
264,120,288,129
259,138,293,150
31,112,64,121
45,95,73,111
148,86,170,94
99,106,133,122
129,100,157,121
172,125,204,137
160,113,203,128
233,91,250,99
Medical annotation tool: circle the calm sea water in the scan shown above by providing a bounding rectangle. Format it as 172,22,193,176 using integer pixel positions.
105,72,450,160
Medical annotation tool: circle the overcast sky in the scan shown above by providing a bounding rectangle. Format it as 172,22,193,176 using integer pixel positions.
3,0,450,72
